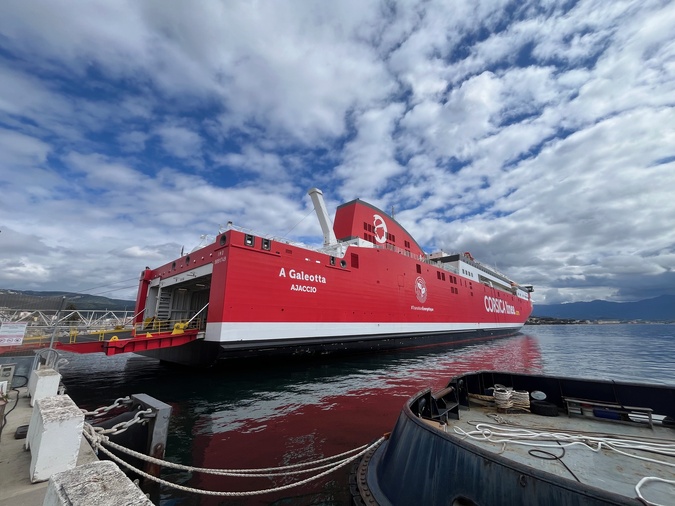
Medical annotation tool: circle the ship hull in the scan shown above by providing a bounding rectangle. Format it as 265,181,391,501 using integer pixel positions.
355,372,675,506
137,326,522,367
133,190,533,367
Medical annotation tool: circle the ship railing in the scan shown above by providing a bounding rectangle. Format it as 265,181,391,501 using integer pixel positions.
455,254,517,287
0,309,138,355
132,317,203,336
0,308,136,328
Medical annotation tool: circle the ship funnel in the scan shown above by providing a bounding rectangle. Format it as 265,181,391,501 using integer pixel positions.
308,188,338,246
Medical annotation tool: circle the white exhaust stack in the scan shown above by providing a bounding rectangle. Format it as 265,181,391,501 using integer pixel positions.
308,188,338,246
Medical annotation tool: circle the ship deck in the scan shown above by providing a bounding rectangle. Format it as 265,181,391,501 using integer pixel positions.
423,401,675,504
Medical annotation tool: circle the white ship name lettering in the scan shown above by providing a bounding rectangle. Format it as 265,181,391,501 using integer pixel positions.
278,268,327,284
291,284,317,293
411,305,434,312
484,296,516,315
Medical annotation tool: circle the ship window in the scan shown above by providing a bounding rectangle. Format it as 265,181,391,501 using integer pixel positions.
219,234,227,246
172,261,176,270
363,222,368,231
261,238,271,251
416,264,421,274
437,271,441,280
185,255,191,265
351,253,359,268
245,234,255,247
442,273,446,281
340,260,347,268
330,256,335,266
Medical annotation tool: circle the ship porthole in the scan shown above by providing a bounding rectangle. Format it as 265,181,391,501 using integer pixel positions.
340,260,347,268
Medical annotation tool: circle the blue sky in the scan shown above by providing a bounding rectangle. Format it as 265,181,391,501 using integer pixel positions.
1,0,674,304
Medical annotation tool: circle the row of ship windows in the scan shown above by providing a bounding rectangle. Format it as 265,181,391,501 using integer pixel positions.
244,234,272,251
238,234,484,294
244,233,353,268
461,268,475,278
363,222,396,243
437,271,461,283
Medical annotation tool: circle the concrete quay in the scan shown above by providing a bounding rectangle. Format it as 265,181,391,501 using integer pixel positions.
0,386,99,505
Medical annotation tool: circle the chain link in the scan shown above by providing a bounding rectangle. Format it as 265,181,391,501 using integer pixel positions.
89,408,153,436
81,396,132,417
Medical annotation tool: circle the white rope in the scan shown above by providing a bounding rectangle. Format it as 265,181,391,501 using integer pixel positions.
454,423,675,465
635,476,675,506
84,423,371,475
82,424,384,497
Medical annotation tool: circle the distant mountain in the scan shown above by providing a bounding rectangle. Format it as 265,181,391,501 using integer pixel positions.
0,289,135,311
532,294,675,321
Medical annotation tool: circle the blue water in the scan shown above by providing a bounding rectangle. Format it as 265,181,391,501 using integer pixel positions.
59,324,675,505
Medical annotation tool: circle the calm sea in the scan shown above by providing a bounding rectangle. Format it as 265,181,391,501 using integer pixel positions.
59,324,675,506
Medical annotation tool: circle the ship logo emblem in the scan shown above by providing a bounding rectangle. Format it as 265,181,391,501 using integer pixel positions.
373,214,388,244
415,276,427,303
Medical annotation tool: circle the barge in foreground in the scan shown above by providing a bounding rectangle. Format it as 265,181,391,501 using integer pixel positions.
132,189,533,366
354,371,675,505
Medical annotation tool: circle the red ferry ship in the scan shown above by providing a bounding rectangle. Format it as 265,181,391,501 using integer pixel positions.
132,189,533,366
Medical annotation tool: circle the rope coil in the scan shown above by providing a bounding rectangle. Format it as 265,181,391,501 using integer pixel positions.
492,385,530,411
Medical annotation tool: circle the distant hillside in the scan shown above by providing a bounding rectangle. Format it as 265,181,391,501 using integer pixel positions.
532,294,675,321
0,289,135,311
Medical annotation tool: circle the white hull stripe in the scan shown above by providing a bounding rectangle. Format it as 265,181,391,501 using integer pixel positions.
203,322,523,343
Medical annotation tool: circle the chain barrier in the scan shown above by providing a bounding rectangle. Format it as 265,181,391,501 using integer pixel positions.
88,408,153,436
82,423,385,497
81,396,133,417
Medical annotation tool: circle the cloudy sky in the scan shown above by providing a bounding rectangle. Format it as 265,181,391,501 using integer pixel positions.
1,0,674,305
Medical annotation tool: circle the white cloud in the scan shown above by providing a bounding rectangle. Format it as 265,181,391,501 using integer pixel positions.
0,0,673,305
154,124,204,162
0,129,51,166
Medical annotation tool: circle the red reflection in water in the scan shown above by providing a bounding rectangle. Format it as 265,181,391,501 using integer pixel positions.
183,335,541,505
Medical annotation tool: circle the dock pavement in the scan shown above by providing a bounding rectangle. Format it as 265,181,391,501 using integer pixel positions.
0,387,98,506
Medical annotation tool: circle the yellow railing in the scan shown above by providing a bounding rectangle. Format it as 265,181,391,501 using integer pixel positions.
133,317,203,337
